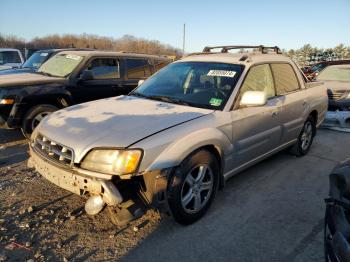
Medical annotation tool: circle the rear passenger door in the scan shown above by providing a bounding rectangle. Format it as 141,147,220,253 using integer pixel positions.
230,64,282,168
124,58,152,91
270,63,307,144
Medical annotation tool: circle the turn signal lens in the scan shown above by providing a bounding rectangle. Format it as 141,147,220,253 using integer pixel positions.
0,99,14,105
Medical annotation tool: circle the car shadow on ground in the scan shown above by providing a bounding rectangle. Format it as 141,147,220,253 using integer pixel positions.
0,129,25,145
0,129,28,167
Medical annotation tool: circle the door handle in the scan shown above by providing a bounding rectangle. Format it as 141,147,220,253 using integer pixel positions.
302,100,307,107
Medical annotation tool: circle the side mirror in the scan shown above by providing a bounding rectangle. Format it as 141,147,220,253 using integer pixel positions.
80,70,94,81
240,91,267,107
138,79,145,86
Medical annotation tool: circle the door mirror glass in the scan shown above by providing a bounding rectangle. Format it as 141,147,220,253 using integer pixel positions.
80,70,94,81
240,91,267,107
138,79,145,86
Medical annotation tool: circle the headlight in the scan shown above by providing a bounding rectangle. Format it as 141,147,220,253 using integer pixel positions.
347,92,350,99
81,149,142,175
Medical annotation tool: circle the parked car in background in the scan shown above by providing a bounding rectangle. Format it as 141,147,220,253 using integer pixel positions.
324,158,350,262
317,64,350,130
0,48,94,75
0,50,171,137
303,60,350,80
28,45,328,226
0,48,24,71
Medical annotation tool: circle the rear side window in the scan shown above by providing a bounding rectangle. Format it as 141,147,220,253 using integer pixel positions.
0,51,21,64
86,58,120,79
271,64,300,95
240,64,275,99
126,59,151,78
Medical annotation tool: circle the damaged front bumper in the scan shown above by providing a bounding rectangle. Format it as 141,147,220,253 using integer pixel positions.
28,147,123,207
322,111,350,132
28,147,172,219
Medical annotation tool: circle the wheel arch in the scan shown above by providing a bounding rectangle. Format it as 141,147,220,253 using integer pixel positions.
141,127,232,189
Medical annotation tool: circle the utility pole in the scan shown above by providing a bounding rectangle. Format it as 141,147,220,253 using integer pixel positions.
182,23,186,56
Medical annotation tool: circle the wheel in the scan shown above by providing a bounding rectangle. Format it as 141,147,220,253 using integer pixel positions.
167,149,219,225
21,104,58,138
289,115,316,156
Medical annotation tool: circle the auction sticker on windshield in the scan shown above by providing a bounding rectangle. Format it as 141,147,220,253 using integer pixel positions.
207,70,236,78
66,54,82,61
209,98,223,107
40,53,49,57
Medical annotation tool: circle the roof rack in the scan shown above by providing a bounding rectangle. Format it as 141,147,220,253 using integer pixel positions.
202,45,282,54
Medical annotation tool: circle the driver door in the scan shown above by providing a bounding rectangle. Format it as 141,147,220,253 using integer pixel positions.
229,64,283,169
73,57,124,104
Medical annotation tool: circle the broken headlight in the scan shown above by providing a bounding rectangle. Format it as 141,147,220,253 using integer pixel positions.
81,149,142,175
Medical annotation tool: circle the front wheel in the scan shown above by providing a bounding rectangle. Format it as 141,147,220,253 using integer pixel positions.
167,149,219,225
289,116,316,156
21,104,58,138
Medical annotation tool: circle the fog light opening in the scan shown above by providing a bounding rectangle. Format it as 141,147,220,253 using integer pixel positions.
85,195,105,215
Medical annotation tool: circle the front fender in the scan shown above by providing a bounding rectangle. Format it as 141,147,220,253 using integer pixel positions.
142,127,233,172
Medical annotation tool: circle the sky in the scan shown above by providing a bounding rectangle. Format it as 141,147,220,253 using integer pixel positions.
0,0,349,52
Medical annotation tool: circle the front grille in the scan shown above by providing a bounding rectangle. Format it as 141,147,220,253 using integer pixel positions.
33,134,73,167
328,90,346,100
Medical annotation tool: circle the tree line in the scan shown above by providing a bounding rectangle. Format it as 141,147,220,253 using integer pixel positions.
0,33,183,58
0,34,349,65
285,44,350,66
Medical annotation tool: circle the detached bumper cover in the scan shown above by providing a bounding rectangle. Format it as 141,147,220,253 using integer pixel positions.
322,111,350,132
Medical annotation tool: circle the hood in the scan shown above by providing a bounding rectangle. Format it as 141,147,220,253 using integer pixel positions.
0,68,36,76
37,95,214,162
322,80,350,92
0,73,65,87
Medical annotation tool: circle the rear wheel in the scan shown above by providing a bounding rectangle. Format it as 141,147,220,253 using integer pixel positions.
167,149,219,225
21,104,58,138
289,115,316,156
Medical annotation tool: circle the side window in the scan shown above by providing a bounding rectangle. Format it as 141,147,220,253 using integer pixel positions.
0,51,21,64
86,58,120,79
126,59,151,78
271,64,300,95
240,64,275,99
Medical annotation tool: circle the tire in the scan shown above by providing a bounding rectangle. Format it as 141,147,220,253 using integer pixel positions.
289,115,316,157
167,149,219,225
21,104,58,138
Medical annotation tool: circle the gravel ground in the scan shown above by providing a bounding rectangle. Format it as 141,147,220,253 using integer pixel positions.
0,128,349,261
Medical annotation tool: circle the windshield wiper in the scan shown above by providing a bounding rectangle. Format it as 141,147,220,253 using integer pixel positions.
38,71,55,77
129,92,149,99
146,95,190,106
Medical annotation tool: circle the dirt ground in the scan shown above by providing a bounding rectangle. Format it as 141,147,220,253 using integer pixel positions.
0,128,349,262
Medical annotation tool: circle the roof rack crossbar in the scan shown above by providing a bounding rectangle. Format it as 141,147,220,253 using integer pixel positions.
202,45,282,54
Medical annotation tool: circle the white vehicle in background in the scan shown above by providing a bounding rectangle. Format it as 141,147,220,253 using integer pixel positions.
0,48,24,70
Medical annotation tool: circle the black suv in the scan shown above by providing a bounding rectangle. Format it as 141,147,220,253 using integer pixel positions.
0,50,171,137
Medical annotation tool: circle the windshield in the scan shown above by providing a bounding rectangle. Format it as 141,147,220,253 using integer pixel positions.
132,62,243,110
22,52,51,69
317,66,350,82
38,53,84,77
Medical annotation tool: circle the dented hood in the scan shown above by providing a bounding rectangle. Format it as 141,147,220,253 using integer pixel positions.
37,95,213,162
0,73,65,87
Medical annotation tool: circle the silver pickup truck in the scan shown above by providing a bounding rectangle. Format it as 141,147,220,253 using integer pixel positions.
28,45,328,225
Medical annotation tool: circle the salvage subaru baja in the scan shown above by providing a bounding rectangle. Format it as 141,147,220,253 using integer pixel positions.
29,45,328,225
